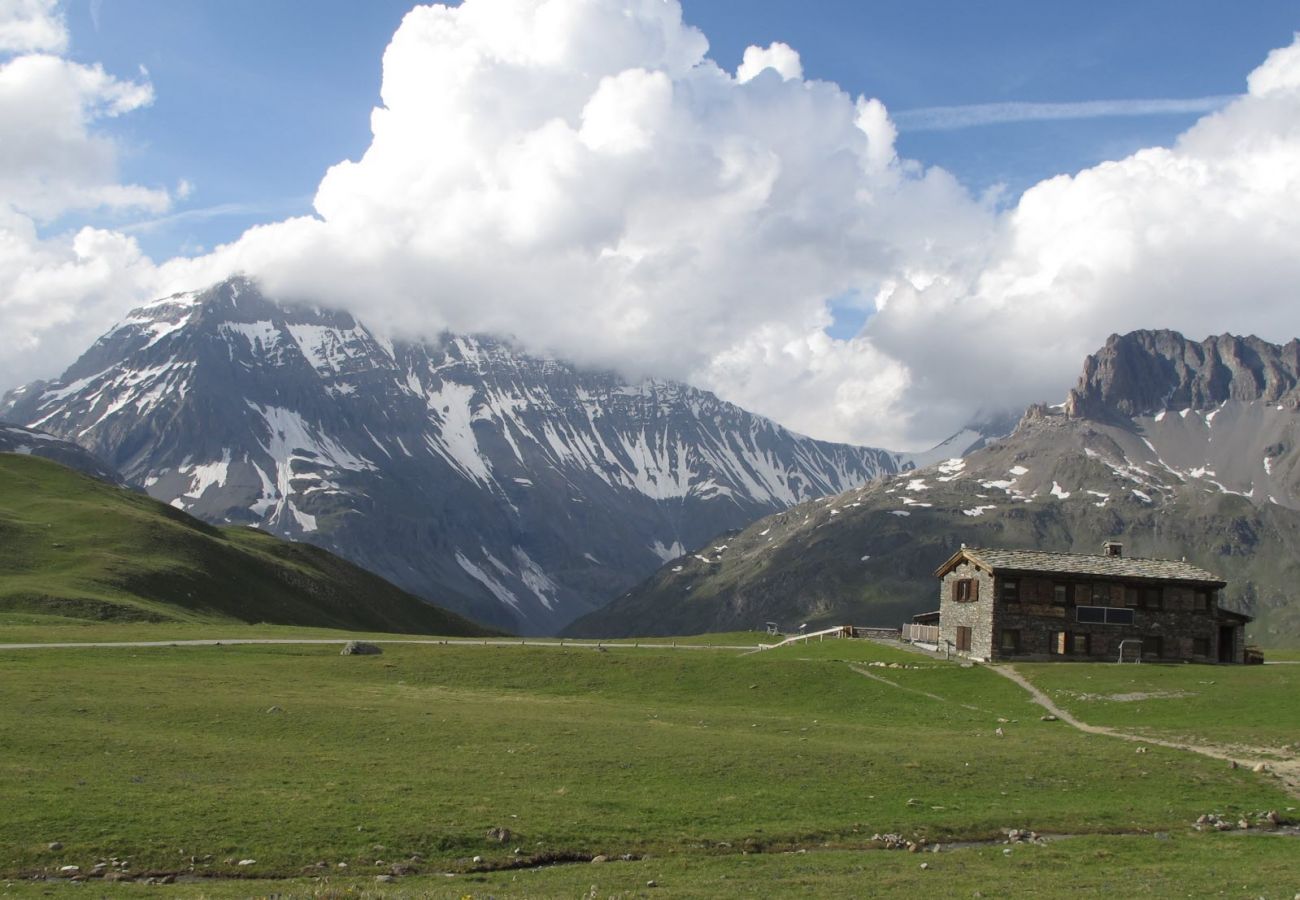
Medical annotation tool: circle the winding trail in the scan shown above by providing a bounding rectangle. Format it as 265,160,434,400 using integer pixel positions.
992,664,1300,798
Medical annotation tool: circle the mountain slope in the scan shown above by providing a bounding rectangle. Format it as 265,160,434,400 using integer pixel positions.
1,277,903,634
567,331,1300,645
0,454,494,634
0,423,126,486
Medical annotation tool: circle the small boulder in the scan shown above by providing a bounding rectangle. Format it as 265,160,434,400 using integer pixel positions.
376,874,396,883
341,641,382,656
591,855,608,864
1040,715,1057,722
486,826,513,844
237,859,256,866
47,841,63,851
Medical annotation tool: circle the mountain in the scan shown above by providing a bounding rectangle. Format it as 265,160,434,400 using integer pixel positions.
0,422,127,486
0,453,494,634
1,277,904,634
566,330,1300,646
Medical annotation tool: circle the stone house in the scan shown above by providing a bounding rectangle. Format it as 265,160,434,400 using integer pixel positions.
933,542,1250,663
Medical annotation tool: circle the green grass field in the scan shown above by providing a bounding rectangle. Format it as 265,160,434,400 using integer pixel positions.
1,635,1296,896
1019,660,1300,749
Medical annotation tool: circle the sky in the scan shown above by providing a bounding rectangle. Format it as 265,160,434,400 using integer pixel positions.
2,0,1299,450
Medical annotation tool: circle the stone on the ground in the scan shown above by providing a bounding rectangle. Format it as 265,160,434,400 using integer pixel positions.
1040,714,1057,722
341,641,382,656
376,874,396,883
486,826,512,843
591,855,608,863
237,859,255,866
47,841,63,851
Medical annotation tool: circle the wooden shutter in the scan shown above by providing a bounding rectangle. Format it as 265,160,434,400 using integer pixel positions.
971,579,980,601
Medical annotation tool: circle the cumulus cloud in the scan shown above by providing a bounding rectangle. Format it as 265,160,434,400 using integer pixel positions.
157,0,993,448
863,31,1300,439
5,3,1300,454
0,0,66,54
736,41,802,83
0,0,170,389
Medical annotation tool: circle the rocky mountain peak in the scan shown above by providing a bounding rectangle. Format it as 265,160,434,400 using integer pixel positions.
2,276,905,634
1064,329,1300,420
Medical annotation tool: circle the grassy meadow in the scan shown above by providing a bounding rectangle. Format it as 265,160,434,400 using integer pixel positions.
0,635,1297,896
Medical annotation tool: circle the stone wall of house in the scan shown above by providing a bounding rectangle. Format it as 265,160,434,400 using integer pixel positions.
939,561,995,660
989,574,1233,662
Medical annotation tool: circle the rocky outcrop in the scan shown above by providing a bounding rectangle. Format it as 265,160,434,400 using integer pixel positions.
1065,330,1300,420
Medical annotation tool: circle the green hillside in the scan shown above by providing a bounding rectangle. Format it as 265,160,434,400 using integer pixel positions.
0,454,494,636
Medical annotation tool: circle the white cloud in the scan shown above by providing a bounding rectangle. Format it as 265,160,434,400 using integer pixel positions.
736,41,802,84
4,5,1300,455
0,0,66,54
861,33,1300,442
0,0,170,389
0,53,165,219
893,95,1238,132
154,0,991,449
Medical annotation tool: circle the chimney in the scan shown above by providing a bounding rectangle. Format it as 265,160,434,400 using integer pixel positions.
1103,541,1123,558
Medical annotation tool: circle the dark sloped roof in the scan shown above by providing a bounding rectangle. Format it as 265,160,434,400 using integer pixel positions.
950,547,1225,585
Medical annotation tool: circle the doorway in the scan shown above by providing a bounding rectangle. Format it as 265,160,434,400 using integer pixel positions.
1218,625,1236,663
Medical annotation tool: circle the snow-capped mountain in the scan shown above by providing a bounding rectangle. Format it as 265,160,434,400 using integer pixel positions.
567,330,1300,645
1,277,904,633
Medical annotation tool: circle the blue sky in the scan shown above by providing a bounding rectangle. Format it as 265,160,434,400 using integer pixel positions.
60,0,1297,262
6,0,1300,447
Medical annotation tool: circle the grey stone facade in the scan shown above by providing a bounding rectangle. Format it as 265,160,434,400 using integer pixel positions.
934,546,1249,663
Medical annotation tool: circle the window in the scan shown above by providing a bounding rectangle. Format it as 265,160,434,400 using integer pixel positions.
1193,591,1209,611
1140,587,1162,609
999,629,1021,653
1076,606,1134,625
1053,583,1068,605
1123,586,1139,608
1052,631,1091,654
1001,579,1020,603
953,578,979,602
955,626,972,652
1193,637,1210,656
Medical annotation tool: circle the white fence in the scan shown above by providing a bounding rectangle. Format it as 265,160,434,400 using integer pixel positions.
901,623,940,643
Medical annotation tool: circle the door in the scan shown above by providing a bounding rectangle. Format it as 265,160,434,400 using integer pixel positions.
1218,626,1235,663
956,626,972,652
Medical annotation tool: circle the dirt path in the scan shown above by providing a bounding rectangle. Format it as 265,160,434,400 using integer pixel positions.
992,664,1300,798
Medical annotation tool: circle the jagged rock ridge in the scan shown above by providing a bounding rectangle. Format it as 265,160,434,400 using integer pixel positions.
1065,330,1300,420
